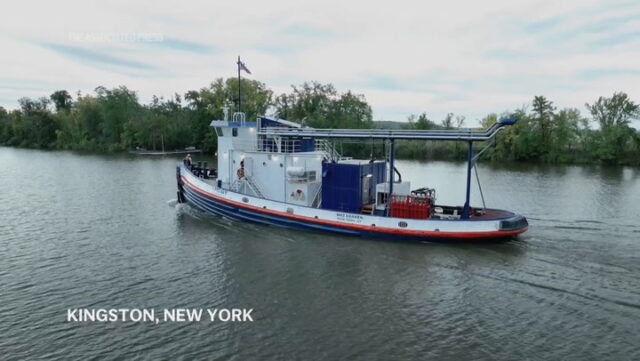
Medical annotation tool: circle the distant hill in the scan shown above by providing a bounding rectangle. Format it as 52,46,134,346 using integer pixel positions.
372,120,406,129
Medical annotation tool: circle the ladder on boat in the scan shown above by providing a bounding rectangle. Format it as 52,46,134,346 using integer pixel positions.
316,139,350,162
244,176,265,198
361,204,375,215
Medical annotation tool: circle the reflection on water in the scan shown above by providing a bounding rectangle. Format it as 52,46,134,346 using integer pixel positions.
0,147,639,360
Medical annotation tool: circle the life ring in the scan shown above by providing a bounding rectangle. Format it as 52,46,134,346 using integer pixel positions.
290,189,305,201
237,168,245,179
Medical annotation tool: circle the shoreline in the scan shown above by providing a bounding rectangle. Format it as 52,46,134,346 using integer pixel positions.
1,144,637,168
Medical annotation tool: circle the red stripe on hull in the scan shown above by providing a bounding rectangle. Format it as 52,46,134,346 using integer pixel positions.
181,176,527,239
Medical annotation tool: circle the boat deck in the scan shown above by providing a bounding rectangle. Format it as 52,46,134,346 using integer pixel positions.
469,208,515,220
430,205,515,221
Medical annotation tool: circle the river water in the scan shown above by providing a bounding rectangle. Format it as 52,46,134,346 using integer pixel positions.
1,147,639,360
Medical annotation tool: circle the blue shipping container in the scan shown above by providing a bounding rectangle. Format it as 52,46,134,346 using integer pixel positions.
321,161,386,212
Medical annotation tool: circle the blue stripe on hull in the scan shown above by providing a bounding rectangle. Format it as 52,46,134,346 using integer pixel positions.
180,184,505,243
182,186,361,236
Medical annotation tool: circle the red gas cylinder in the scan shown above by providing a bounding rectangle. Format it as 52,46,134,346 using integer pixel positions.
390,194,432,219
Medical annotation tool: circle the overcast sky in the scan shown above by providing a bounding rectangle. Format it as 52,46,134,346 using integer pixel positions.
1,0,639,124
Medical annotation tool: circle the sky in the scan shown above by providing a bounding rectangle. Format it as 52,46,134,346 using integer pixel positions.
1,0,639,125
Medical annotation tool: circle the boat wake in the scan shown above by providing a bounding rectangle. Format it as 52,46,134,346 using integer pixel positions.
166,198,179,207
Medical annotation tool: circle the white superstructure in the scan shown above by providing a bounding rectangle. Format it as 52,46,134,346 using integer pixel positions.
212,109,341,208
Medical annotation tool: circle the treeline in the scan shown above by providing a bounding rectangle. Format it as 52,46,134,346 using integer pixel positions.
0,79,370,153
394,93,640,165
0,78,639,165
0,79,273,153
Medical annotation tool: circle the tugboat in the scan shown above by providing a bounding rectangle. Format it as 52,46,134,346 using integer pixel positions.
176,106,528,242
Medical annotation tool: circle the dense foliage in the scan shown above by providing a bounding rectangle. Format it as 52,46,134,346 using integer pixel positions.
0,78,638,165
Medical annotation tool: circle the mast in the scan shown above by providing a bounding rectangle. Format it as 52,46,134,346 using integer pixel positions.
237,56,241,113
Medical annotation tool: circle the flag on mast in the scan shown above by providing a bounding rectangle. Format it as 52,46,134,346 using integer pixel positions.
237,59,251,74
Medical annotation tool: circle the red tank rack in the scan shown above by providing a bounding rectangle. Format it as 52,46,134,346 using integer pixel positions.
390,194,433,219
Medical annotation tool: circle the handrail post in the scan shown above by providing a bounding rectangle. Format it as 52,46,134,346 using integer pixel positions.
462,141,473,219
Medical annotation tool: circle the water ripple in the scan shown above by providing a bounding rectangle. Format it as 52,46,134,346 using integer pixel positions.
1,148,639,360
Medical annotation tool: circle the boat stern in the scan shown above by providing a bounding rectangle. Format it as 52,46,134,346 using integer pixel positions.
499,214,529,233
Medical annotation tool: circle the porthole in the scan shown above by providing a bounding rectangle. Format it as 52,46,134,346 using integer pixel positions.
398,221,408,228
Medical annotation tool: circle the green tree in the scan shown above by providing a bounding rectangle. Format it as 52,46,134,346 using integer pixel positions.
408,113,436,130
95,86,141,150
586,92,640,164
531,95,556,160
226,78,272,121
274,82,336,126
273,82,371,129
441,113,454,129
273,93,293,120
455,115,465,128
50,90,73,112
16,97,57,148
0,106,8,143
548,108,581,163
75,94,104,148
326,91,372,128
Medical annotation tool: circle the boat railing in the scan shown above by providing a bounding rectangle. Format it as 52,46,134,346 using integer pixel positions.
231,137,345,159
258,118,516,141
315,139,344,161
230,179,242,192
231,138,303,152
286,171,319,183
231,139,259,151
232,112,246,126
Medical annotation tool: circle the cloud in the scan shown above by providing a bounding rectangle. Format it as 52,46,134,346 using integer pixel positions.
0,0,639,125
590,30,640,48
524,16,565,33
282,24,332,38
149,37,216,54
38,42,155,70
579,67,640,77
